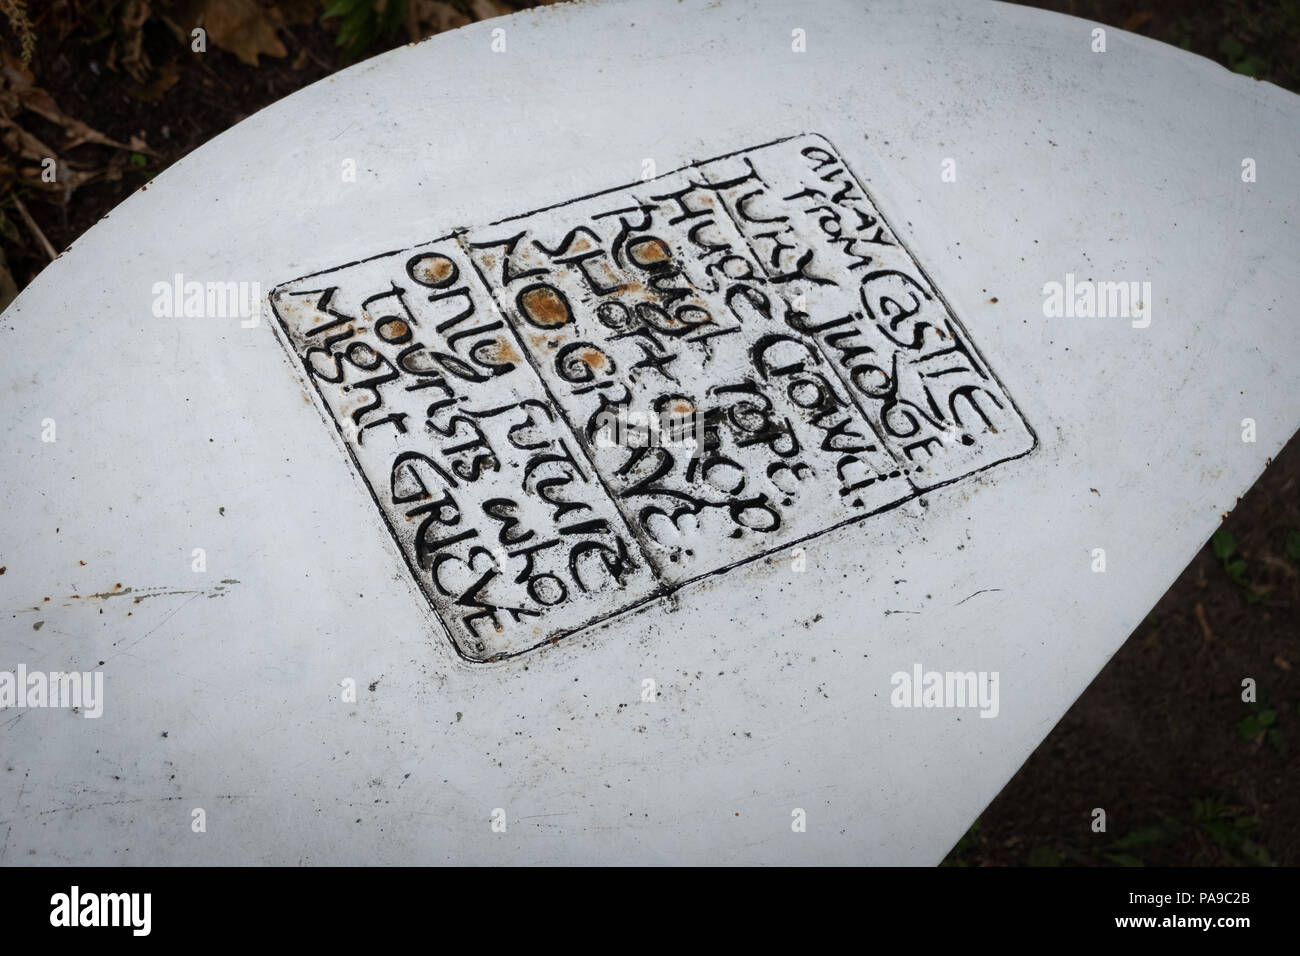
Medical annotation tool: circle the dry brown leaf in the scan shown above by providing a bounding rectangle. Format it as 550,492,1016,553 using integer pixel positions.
0,50,37,97
100,154,130,184
15,158,100,196
0,264,17,312
1,52,157,155
1,120,57,164
119,0,153,82
155,0,207,45
202,0,288,66
129,61,181,102
0,251,18,313
412,0,471,36
65,115,143,152
276,0,320,26
0,50,159,207
1194,601,1215,643
1123,11,1155,33
470,0,514,20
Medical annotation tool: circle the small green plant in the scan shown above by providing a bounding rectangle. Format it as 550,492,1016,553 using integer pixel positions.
1100,822,1180,867
1285,530,1300,562
941,819,982,866
1026,845,1064,867
1218,35,1266,77
1237,701,1286,755
1097,798,1277,868
1211,529,1263,603
322,0,409,59
1189,798,1272,866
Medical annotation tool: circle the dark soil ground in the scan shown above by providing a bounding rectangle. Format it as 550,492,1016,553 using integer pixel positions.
1,0,1296,866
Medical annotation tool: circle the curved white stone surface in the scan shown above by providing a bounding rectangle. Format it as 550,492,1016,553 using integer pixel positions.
1,0,1297,864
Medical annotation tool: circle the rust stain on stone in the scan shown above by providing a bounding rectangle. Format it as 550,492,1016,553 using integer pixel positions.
519,285,570,327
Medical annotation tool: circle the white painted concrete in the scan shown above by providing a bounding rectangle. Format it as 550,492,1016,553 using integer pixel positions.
1,0,1296,864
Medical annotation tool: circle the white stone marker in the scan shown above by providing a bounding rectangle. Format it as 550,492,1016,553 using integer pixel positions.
0,0,1296,864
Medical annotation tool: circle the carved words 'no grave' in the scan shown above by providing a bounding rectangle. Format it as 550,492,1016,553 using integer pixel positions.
269,134,1036,661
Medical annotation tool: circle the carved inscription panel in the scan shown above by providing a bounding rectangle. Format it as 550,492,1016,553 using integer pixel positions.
270,134,1035,661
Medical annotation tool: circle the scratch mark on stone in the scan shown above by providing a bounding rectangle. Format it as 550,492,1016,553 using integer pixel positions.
955,588,1002,606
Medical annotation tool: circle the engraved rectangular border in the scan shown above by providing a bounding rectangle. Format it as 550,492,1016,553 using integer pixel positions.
267,132,1039,663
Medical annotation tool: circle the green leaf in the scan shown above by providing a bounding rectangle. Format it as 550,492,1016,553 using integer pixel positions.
1233,56,1265,77
1110,824,1174,850
1218,35,1245,60
1200,819,1241,849
1286,531,1300,561
1240,840,1272,866
321,0,356,18
1102,852,1144,867
1027,846,1064,867
943,818,981,864
1212,529,1237,559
